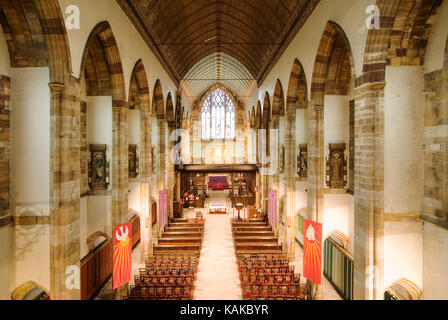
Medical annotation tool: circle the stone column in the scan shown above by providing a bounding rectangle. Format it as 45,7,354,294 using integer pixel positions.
306,100,324,299
285,105,297,259
112,105,129,299
167,123,175,219
139,99,152,261
353,82,385,300
49,80,81,300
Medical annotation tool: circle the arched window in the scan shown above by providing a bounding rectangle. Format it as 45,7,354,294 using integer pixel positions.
202,89,235,140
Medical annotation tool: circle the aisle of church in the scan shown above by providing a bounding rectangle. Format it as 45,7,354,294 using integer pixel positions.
193,211,242,300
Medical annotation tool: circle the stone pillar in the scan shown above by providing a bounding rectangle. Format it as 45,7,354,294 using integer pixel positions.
112,105,129,299
306,100,324,299
139,99,152,261
353,81,385,300
167,123,175,219
285,105,297,259
49,80,81,300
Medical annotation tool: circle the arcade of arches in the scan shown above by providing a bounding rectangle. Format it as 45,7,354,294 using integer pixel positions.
0,0,447,301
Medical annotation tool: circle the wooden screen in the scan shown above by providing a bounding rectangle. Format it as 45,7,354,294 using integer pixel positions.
80,240,113,300
130,215,140,248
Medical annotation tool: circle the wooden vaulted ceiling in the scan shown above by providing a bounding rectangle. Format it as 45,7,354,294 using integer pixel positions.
117,0,320,92
181,52,256,99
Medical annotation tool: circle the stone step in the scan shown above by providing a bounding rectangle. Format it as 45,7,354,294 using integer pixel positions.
161,232,203,238
165,226,203,233
154,244,201,251
233,231,275,237
172,218,187,223
232,222,268,227
234,237,278,243
232,226,272,232
235,243,282,251
153,244,201,255
236,249,283,255
158,238,202,244
169,222,204,228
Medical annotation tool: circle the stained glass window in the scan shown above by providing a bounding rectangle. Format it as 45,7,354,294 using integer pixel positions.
201,89,235,140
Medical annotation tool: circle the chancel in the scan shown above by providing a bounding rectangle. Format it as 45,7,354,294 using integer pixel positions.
0,0,447,302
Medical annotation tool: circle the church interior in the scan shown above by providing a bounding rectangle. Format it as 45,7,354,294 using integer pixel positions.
0,0,447,301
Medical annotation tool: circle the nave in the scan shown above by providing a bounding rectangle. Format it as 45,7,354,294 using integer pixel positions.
113,191,341,301
1,0,448,301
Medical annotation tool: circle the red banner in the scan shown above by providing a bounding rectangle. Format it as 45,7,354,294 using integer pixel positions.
303,219,323,285
113,222,133,289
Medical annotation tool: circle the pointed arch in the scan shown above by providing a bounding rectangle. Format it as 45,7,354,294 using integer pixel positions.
272,79,285,117
12,281,50,300
262,92,271,129
129,59,150,111
250,106,256,129
358,0,441,87
286,59,308,113
152,79,164,119
256,101,262,129
166,92,175,126
310,21,354,107
80,21,126,107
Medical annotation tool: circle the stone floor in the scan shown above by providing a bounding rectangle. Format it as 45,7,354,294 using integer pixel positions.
190,209,242,300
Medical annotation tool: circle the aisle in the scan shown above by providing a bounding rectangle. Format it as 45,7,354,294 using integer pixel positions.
193,211,242,300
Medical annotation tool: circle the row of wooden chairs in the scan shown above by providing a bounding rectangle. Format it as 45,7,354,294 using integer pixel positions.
124,255,200,300
238,258,290,267
241,274,301,286
134,275,195,287
239,266,295,275
139,268,196,277
242,284,305,300
146,255,199,263
125,285,193,300
146,259,199,266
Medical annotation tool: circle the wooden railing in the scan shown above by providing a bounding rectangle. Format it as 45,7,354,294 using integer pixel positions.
80,239,113,300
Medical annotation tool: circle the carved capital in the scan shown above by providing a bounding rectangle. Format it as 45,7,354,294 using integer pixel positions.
48,82,65,92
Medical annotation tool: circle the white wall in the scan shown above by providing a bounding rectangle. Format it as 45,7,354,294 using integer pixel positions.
384,66,424,214
13,224,50,293
323,194,350,241
384,221,423,291
422,222,448,299
324,95,350,155
84,96,113,243
128,182,140,215
86,96,113,159
11,68,51,215
10,67,51,293
128,109,141,216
